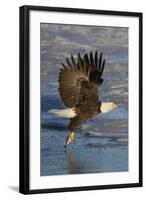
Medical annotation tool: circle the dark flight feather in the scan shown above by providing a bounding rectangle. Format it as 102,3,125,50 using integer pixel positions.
58,51,105,108
59,54,90,108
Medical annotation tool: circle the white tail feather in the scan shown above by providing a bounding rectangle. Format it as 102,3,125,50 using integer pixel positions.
49,108,76,118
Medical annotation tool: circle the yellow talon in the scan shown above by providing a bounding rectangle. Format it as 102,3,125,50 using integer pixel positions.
66,132,75,145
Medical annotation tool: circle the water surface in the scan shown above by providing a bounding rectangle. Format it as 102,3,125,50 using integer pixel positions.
40,24,128,176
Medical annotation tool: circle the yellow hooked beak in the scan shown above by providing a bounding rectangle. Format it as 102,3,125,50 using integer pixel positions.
66,132,75,145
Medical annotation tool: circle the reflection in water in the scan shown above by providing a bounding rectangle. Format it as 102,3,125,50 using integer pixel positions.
64,142,128,175
66,150,78,174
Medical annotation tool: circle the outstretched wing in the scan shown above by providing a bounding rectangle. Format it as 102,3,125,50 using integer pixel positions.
83,51,105,86
58,54,90,108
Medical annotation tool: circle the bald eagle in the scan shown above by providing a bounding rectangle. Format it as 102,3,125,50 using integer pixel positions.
49,51,118,145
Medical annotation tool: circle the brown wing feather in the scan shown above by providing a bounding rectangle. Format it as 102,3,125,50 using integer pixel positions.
83,51,105,85
58,54,90,108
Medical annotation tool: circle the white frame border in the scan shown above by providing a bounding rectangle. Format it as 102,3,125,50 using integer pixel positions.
29,10,139,190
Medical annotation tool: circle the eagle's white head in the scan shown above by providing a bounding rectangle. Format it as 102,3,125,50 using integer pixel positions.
100,102,118,113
